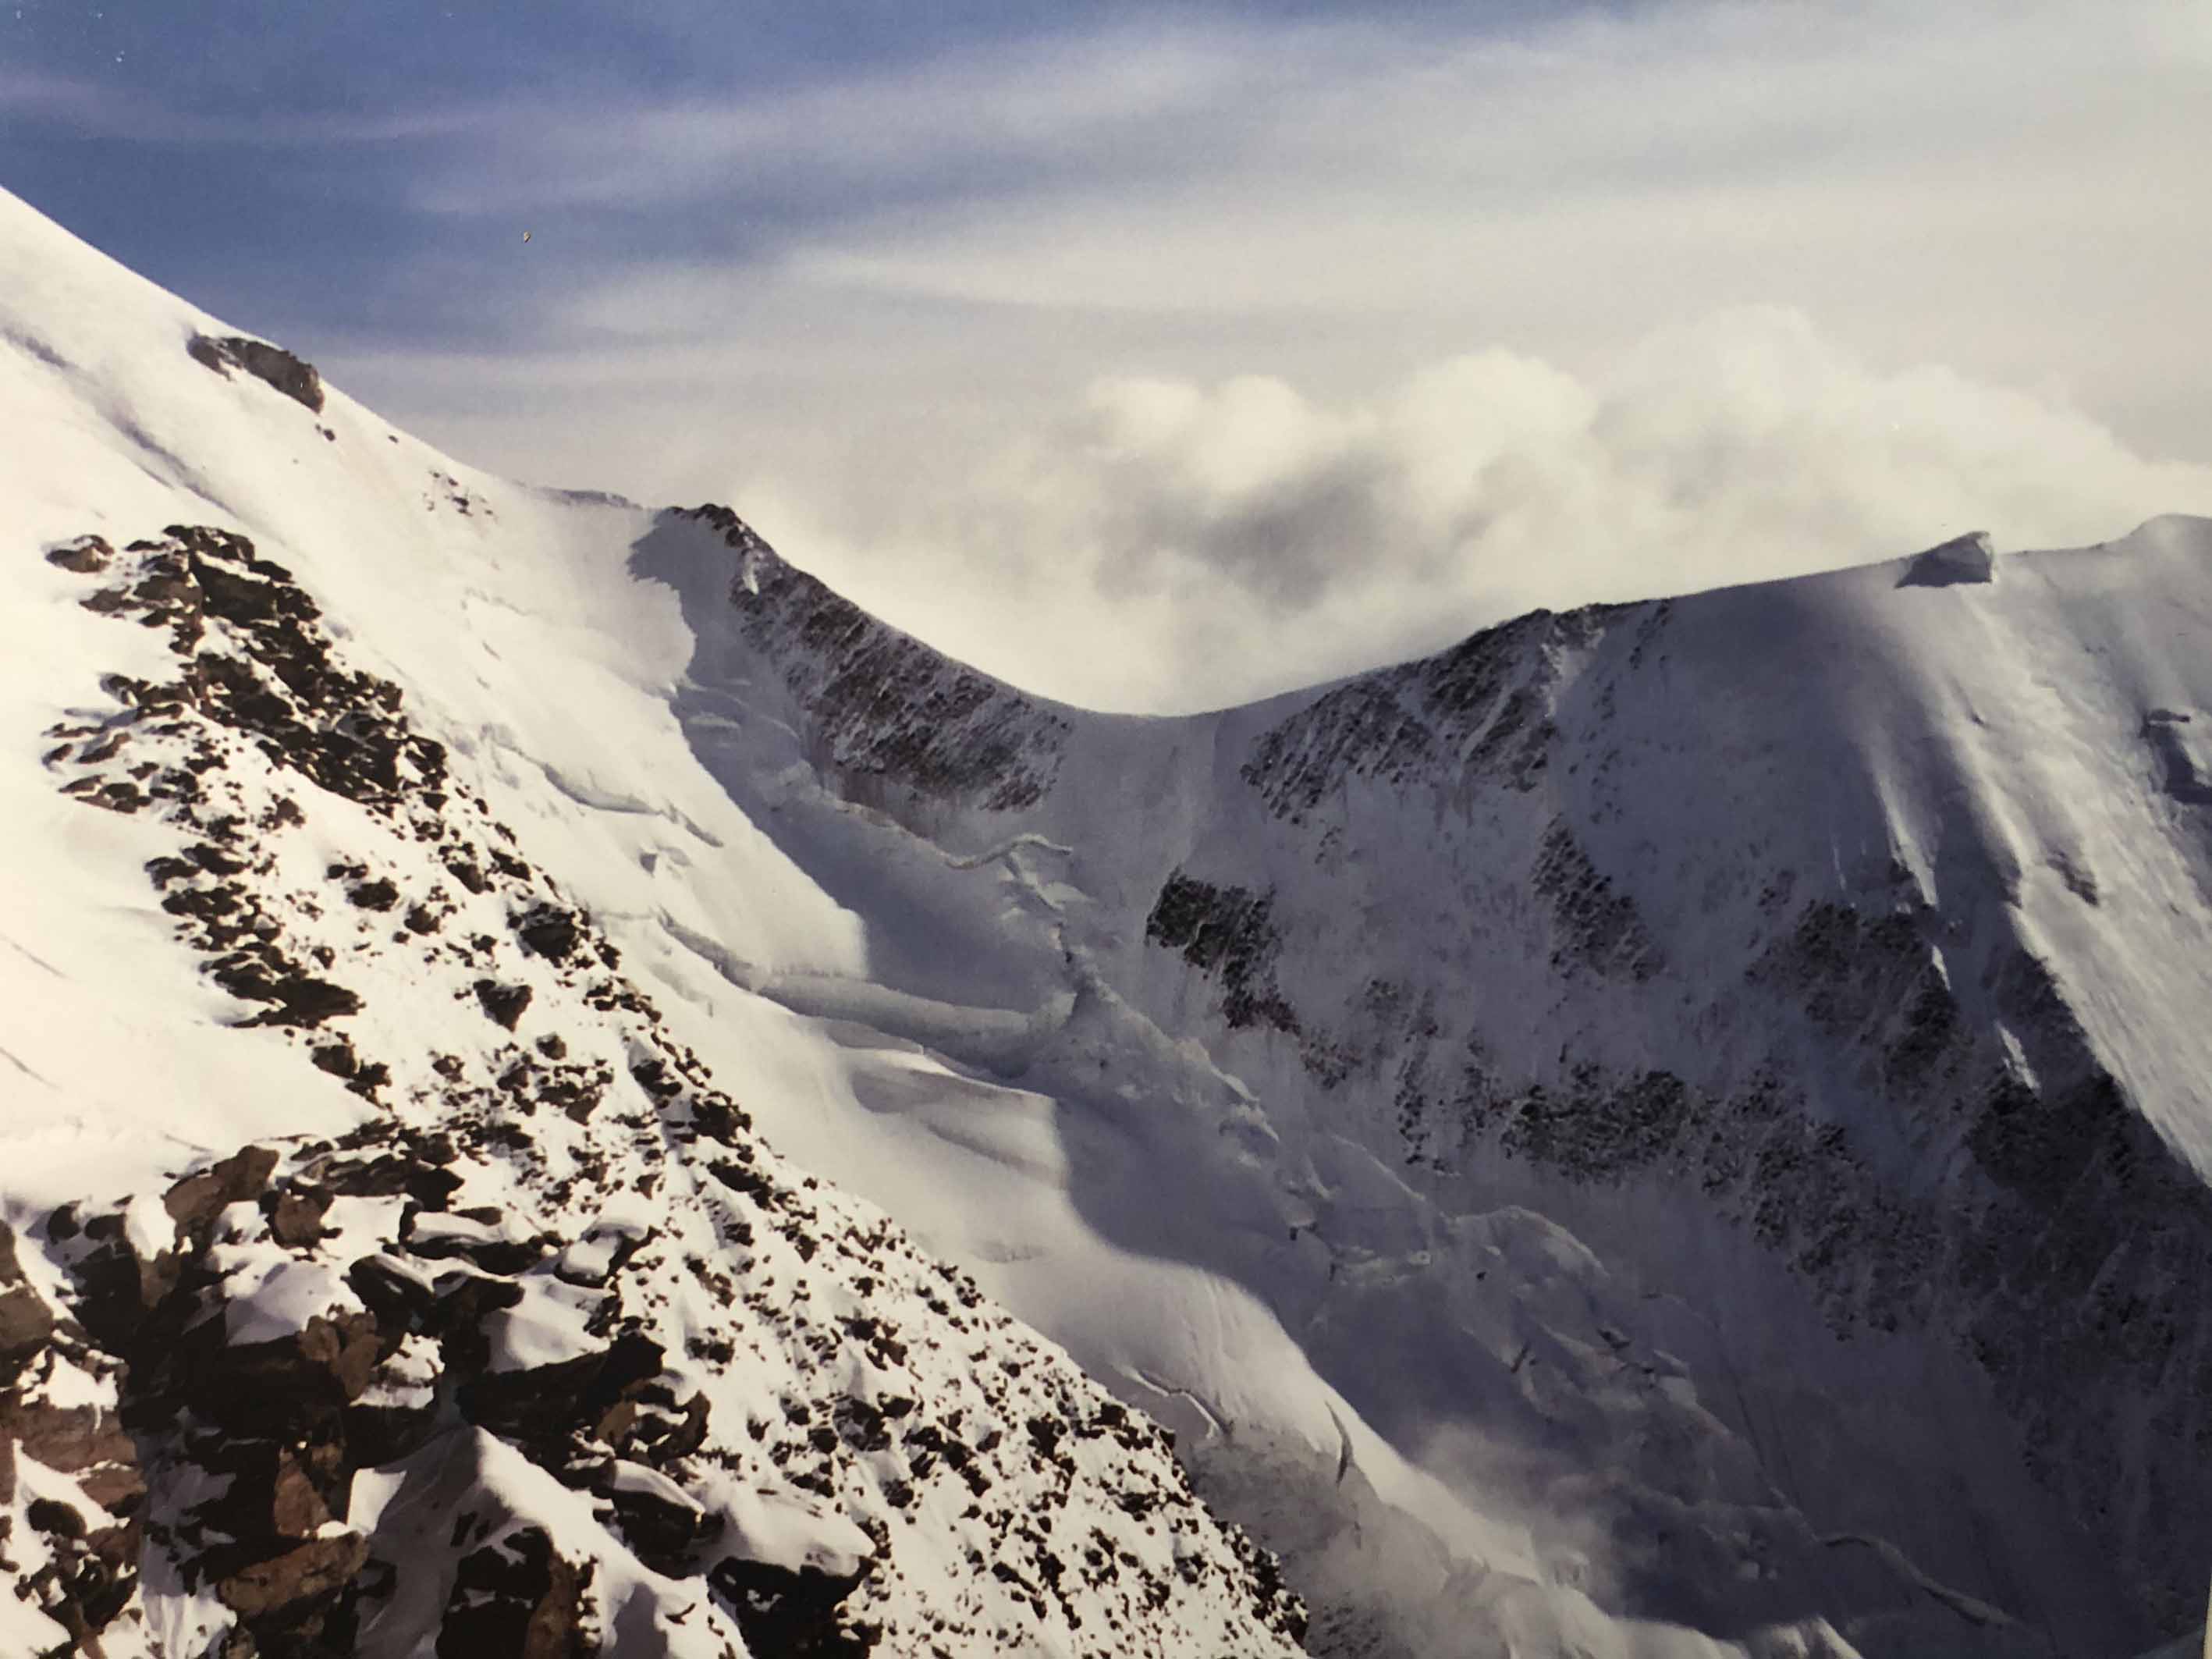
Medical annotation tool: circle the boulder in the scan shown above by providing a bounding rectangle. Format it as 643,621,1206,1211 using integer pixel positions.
708,1555,876,1657
44,535,112,574
268,1187,332,1249
0,1277,55,1384
172,1309,382,1433
0,1397,140,1508
461,1333,663,1448
186,334,326,413
474,979,534,1031
215,1531,369,1619
191,1441,336,1541
437,1526,588,1659
165,1145,279,1234
515,904,582,964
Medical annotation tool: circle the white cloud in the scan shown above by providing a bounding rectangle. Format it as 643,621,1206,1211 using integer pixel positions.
687,307,2212,713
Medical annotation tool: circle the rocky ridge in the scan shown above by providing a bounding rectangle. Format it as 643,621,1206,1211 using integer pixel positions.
676,506,1070,819
1197,574,2212,1632
0,524,1306,1658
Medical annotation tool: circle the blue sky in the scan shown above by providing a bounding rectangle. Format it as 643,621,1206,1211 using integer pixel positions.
8,0,2211,708
5,2,1519,351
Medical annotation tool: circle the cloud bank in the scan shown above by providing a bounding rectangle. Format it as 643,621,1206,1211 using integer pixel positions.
739,308,2212,712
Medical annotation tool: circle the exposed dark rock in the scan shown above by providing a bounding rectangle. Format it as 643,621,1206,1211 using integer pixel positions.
1503,1068,1699,1180
437,1527,588,1659
1531,822,1661,982
0,1279,55,1380
186,333,326,413
347,876,400,911
403,1217,544,1277
27,1494,86,1538
474,979,534,1030
710,1555,877,1658
0,1223,55,1381
663,505,1067,813
343,1255,437,1334
160,1310,383,1437
2143,708,2212,804
688,1096,751,1146
165,1144,279,1233
461,1333,665,1451
1896,530,1997,587
214,1530,368,1619
267,1187,332,1249
192,1441,335,1541
602,1471,720,1575
1239,605,1613,819
311,1039,360,1080
20,1502,139,1643
325,1151,463,1210
44,534,112,574
515,904,581,963
0,1391,140,1516
1146,871,1299,1034
213,955,363,1028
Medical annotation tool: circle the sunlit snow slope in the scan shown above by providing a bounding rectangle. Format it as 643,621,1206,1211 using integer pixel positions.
4,183,2208,1659
0,190,1305,1657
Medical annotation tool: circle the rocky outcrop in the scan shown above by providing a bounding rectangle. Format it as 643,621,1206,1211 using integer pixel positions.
669,505,1071,813
1896,530,1997,587
2143,708,2212,804
1145,871,1300,1034
438,1526,588,1658
1188,585,2212,1638
1240,604,1620,820
186,332,327,413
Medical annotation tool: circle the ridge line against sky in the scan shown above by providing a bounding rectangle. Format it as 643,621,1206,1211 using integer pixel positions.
6,0,2210,710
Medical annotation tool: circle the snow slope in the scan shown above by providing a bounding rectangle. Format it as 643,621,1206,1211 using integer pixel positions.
0,190,1302,1656
634,503,2212,1657
4,179,2208,1659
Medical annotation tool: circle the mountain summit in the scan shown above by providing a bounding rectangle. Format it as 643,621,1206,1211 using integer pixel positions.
2,185,2208,1657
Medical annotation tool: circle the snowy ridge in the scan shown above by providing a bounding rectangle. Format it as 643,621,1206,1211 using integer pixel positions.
2,524,1304,1656
663,505,1075,819
650,500,2212,1654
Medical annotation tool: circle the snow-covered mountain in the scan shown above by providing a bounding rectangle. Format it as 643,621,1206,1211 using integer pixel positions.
2,182,2207,1659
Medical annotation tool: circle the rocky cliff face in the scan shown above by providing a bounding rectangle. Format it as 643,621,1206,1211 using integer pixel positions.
672,505,1072,819
0,525,1305,1658
1203,574,2212,1635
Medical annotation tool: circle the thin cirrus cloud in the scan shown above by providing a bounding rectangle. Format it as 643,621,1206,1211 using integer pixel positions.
397,27,1266,219
0,66,495,147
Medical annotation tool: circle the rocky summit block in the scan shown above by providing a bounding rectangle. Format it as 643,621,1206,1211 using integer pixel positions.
1897,529,1997,586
